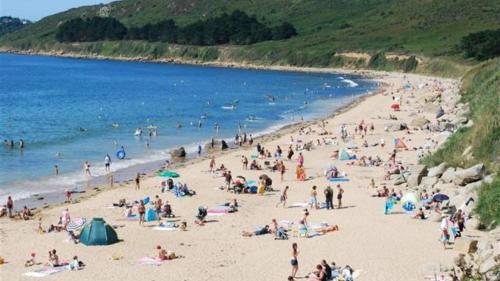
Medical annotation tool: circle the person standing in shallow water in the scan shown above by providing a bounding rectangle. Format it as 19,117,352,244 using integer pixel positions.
6,196,14,218
104,154,111,172
54,165,59,175
83,161,91,176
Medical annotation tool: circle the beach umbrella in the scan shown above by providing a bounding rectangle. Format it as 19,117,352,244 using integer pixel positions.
66,218,87,232
401,192,418,204
401,192,418,212
432,193,449,202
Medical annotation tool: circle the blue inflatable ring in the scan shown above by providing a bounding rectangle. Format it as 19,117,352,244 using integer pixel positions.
116,150,126,159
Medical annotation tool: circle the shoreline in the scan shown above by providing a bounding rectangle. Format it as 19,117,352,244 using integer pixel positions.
13,81,385,213
0,48,386,77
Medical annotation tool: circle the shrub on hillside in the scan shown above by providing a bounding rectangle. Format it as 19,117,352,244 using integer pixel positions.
475,175,500,228
460,29,500,61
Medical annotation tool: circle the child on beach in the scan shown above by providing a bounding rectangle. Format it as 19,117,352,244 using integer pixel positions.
276,186,289,208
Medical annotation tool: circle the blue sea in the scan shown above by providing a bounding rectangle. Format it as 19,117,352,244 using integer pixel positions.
0,53,376,202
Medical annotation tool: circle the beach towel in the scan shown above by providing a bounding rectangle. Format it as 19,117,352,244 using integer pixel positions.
138,256,164,266
289,202,308,208
159,171,179,178
328,177,349,182
24,264,69,277
152,222,178,231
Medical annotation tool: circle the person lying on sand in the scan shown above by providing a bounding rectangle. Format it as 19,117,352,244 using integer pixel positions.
156,245,181,260
242,225,270,237
47,224,64,233
112,199,128,207
315,225,339,234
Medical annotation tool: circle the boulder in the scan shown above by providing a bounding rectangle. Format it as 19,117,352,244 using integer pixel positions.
454,238,478,254
170,147,186,159
464,180,484,194
423,103,442,114
393,174,407,185
420,176,438,189
466,217,481,230
407,165,428,187
453,164,485,186
464,119,474,128
410,116,430,128
440,167,457,183
479,256,498,274
428,162,448,178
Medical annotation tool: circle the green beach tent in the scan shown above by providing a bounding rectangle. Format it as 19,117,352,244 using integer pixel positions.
79,218,118,246
339,149,351,161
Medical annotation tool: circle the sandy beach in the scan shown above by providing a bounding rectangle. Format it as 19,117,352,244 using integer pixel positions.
0,70,461,281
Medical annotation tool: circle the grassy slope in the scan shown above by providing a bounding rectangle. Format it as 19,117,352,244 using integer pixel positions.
1,0,499,75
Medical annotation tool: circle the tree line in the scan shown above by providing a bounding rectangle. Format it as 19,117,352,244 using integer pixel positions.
56,10,297,45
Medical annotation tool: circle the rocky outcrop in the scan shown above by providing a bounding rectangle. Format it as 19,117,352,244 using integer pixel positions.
428,162,448,178
170,147,186,159
449,228,500,281
453,163,486,186
407,165,428,187
410,116,430,128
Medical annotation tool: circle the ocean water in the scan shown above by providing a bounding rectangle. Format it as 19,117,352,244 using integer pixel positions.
0,53,376,202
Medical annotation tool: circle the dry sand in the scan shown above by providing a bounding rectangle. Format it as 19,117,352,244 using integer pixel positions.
0,71,460,281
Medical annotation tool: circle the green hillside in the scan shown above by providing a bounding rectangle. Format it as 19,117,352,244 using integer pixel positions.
1,0,499,74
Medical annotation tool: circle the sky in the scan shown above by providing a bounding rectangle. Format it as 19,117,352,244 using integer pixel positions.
1,0,116,21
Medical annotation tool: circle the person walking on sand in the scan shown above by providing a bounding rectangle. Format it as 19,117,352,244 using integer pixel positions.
104,154,111,172
6,196,13,218
83,161,91,176
290,243,299,278
138,200,145,225
324,185,334,210
279,160,286,182
135,173,141,190
225,170,233,192
297,152,304,166
276,186,289,208
336,185,344,208
209,157,216,172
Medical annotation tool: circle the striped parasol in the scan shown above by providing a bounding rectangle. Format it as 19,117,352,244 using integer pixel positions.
66,218,87,232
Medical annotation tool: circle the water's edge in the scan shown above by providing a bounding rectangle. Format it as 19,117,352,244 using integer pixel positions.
14,83,383,212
